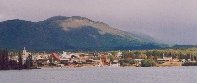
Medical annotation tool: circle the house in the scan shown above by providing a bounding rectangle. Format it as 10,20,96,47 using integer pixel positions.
157,56,172,63
116,51,122,58
98,53,110,66
110,60,120,67
133,59,144,67
61,51,80,59
36,54,49,66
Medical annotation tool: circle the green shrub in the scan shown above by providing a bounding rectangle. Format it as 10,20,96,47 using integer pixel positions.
182,62,197,66
119,59,135,66
141,59,156,67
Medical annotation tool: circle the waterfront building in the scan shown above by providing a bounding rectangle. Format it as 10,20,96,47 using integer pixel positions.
110,60,120,67
157,53,172,63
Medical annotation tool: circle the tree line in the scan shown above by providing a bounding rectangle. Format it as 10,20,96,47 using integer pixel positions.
0,49,34,70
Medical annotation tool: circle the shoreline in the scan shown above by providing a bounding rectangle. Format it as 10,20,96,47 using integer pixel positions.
1,65,196,71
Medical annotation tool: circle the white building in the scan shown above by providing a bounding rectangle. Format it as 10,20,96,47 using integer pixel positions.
157,53,172,63
116,51,122,57
22,47,31,63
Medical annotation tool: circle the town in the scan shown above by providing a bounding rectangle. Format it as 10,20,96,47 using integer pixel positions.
1,47,197,70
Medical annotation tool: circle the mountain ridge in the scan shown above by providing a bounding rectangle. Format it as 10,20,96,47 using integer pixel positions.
0,16,167,51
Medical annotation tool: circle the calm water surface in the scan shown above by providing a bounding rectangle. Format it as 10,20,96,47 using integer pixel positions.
0,67,197,83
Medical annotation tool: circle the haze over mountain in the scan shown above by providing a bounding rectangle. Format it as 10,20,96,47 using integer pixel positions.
1,0,197,45
0,16,167,51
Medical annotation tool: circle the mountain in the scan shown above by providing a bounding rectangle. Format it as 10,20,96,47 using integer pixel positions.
0,16,167,51
172,45,197,49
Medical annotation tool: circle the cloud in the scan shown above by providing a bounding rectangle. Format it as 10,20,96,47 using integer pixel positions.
1,0,197,45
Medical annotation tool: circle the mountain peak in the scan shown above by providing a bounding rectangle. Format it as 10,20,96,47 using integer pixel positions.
45,16,69,22
46,16,120,35
45,16,93,22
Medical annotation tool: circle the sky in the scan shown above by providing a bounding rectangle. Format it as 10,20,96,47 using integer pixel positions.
1,0,197,45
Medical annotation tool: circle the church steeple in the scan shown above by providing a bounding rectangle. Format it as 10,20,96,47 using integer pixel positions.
23,47,27,56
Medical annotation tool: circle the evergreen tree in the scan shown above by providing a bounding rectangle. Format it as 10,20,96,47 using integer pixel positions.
0,49,9,70
18,51,23,69
4,49,9,69
24,54,33,69
0,49,3,69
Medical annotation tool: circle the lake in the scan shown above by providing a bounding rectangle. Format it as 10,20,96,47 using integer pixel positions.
0,67,197,83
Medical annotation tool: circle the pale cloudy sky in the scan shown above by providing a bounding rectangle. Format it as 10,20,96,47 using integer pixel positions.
1,0,197,45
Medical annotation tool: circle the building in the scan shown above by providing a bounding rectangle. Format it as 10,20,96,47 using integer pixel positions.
110,60,120,67
22,47,31,64
157,54,172,63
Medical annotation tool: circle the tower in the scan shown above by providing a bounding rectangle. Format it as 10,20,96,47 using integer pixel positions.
23,47,27,56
